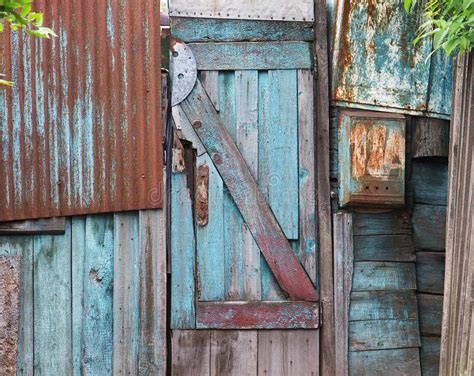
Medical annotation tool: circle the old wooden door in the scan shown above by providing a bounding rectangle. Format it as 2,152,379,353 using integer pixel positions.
168,1,330,373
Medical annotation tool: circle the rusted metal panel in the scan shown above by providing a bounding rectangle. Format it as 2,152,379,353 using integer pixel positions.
338,110,406,207
196,301,319,329
0,256,21,375
331,0,451,118
0,0,163,221
169,0,314,22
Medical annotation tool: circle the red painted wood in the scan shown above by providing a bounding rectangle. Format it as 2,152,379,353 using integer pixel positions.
196,301,319,329
179,80,318,301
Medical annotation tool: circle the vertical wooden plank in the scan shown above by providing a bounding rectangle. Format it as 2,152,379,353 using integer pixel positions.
171,330,211,376
34,219,72,375
210,331,258,376
236,70,261,300
138,210,167,374
72,215,114,375
113,212,140,374
297,69,317,283
171,172,196,328
201,71,220,111
333,212,353,376
196,154,225,301
258,330,319,375
0,236,34,376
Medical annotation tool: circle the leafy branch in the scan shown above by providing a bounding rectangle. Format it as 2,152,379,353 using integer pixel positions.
404,0,474,57
1,0,56,85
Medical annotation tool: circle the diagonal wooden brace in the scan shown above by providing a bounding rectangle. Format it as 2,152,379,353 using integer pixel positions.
178,80,318,302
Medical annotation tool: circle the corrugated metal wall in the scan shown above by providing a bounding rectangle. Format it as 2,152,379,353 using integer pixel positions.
0,0,163,221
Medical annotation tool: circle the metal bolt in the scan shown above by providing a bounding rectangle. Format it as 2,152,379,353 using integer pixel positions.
330,190,337,199
192,120,202,129
212,153,222,164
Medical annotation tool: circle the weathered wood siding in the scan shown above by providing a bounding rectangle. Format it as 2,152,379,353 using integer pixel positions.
0,212,166,375
440,51,474,375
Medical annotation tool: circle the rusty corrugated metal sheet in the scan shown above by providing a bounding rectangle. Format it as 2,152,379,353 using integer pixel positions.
330,0,452,118
0,0,163,221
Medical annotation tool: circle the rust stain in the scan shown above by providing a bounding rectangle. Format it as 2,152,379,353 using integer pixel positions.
335,0,354,101
0,256,21,376
350,124,367,179
367,125,386,176
384,131,405,169
195,164,209,227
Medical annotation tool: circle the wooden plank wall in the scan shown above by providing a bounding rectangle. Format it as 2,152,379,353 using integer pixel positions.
409,117,449,376
0,211,166,375
439,51,474,375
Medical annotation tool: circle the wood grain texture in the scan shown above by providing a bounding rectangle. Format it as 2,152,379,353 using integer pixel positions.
418,293,443,336
113,213,140,374
171,330,211,376
333,212,353,376
190,42,313,70
353,234,415,262
350,291,418,321
72,215,114,376
420,336,440,376
412,205,446,251
258,330,319,376
0,256,21,376
34,220,72,375
352,262,417,291
0,236,34,376
171,18,313,42
353,211,411,236
210,331,257,376
410,160,448,206
349,319,421,351
349,348,421,376
0,217,65,235
196,301,319,329
416,252,445,294
179,79,317,301
412,117,449,158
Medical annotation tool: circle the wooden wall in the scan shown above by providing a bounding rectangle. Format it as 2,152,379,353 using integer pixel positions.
440,51,474,375
0,211,166,375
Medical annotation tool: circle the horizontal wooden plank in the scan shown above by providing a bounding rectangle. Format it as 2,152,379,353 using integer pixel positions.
413,205,447,251
349,348,421,376
353,234,415,262
0,217,65,235
411,160,448,206
350,291,418,321
352,262,417,291
189,42,312,70
349,319,421,351
418,293,443,336
416,252,445,294
420,336,440,376
171,18,314,42
196,302,319,329
412,117,449,158
353,211,411,236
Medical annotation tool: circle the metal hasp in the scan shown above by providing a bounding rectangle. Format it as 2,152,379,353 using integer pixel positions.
169,0,313,22
338,110,406,207
170,38,197,106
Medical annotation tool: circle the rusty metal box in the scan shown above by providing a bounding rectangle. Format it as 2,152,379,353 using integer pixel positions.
338,110,406,207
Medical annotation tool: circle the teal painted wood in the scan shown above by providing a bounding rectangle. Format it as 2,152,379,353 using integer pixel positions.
417,293,443,336
190,42,313,70
353,234,415,262
171,18,314,42
420,336,440,376
196,153,225,301
349,348,421,376
413,204,446,250
411,160,448,206
113,213,140,374
171,173,196,328
0,236,33,376
72,215,114,376
427,50,454,116
349,319,421,351
137,210,167,374
416,252,445,294
34,219,72,374
349,291,418,321
352,262,417,291
353,211,411,236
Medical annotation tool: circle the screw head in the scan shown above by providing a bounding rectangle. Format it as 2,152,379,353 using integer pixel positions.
192,120,202,129
212,153,222,164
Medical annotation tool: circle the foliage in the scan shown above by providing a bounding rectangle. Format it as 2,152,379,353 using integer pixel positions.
404,0,474,57
0,0,56,85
